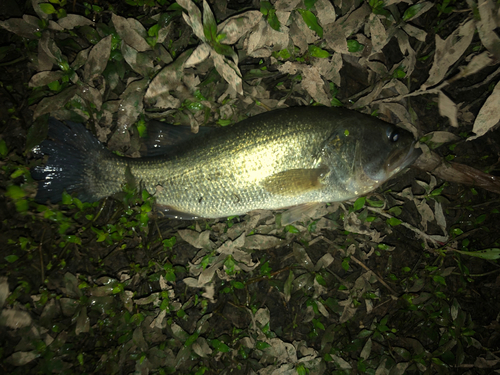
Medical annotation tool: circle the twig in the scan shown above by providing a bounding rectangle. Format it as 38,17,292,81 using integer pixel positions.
350,255,397,295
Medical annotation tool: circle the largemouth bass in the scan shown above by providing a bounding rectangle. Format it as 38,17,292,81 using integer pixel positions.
33,107,421,219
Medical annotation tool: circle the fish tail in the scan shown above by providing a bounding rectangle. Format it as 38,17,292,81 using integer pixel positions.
32,118,113,204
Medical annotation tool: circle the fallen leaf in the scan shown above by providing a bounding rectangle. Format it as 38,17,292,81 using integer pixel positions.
469,80,500,140
83,35,112,82
422,20,475,89
438,91,458,127
476,0,500,60
369,14,388,53
112,13,150,52
450,51,493,82
57,14,94,29
178,230,213,249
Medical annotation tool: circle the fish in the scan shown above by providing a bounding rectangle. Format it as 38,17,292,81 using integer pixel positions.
32,107,421,219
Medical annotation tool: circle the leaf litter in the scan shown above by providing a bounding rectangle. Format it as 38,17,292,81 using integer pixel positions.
1,0,500,373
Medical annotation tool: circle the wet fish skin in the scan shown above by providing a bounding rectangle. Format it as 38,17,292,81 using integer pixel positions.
33,107,421,219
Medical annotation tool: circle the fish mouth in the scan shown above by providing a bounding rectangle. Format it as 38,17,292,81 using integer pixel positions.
401,141,422,169
386,141,422,175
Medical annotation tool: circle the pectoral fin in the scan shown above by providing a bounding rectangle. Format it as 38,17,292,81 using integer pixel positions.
262,166,329,197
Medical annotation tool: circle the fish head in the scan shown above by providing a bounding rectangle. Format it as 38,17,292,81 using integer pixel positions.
357,122,421,183
319,117,421,198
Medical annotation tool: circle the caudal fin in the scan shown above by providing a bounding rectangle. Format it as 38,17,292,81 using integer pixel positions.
32,118,109,204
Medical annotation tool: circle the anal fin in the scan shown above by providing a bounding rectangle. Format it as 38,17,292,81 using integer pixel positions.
281,202,323,226
156,204,200,220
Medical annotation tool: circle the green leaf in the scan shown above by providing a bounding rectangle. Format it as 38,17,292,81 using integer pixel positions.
202,0,218,43
297,9,323,38
211,339,230,352
331,97,343,107
386,217,401,227
233,281,245,289
366,198,384,207
61,191,73,205
353,197,366,211
304,0,318,10
213,42,235,57
267,9,281,31
163,236,177,248
347,40,364,52
5,255,19,263
136,119,147,138
432,275,447,286
388,206,402,216
40,3,56,14
184,332,199,347
341,257,350,271
454,248,500,260
402,3,426,21
6,185,26,200
218,119,232,126
148,23,160,37
392,65,406,79
256,341,271,350
285,225,299,233
315,273,326,286
308,45,330,58
260,1,272,15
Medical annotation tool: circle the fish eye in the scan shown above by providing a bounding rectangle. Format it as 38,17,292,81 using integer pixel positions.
386,128,399,142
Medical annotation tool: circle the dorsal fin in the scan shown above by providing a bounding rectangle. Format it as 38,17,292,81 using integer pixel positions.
140,119,214,156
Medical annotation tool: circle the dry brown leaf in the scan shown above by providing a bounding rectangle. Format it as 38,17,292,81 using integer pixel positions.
178,230,213,249
7,351,38,366
422,20,475,89
111,13,150,52
301,66,330,106
29,71,65,88
450,52,494,82
0,309,32,329
337,2,371,37
57,14,94,29
469,80,500,140
211,52,243,95
38,32,62,71
290,13,317,53
402,1,434,22
369,14,388,53
402,23,427,42
365,60,388,76
354,80,384,108
185,43,211,68
246,18,289,57
217,10,262,44
438,91,458,127
316,0,336,25
416,200,434,231
244,234,284,250
145,49,192,102
33,86,78,118
275,0,301,12
177,0,205,41
477,0,500,60
424,131,460,146
395,29,417,77
0,16,40,39
83,35,112,82
324,22,348,54
115,78,148,132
